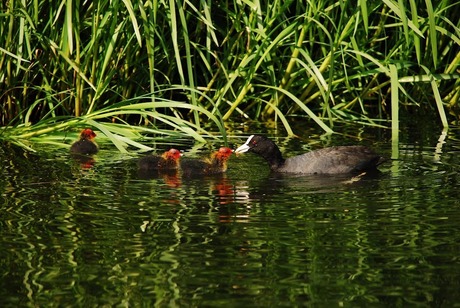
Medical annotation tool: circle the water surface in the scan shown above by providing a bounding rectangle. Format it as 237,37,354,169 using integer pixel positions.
1,124,460,306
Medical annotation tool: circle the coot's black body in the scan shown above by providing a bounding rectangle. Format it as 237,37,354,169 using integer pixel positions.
235,135,385,174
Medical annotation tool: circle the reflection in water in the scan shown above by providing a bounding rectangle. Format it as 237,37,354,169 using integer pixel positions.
2,132,460,306
138,168,182,188
71,153,97,170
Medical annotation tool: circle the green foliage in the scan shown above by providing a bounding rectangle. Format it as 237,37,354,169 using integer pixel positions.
0,0,459,149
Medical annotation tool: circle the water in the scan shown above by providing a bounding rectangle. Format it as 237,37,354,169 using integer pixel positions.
1,124,460,307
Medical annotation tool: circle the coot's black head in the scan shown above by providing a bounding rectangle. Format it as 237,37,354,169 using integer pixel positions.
235,135,285,169
235,135,272,154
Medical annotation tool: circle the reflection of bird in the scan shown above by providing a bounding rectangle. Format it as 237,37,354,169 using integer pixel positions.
138,149,182,171
72,155,96,170
181,147,234,176
70,129,98,155
235,135,385,174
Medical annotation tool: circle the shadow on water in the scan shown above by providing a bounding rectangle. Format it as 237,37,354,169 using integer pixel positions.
236,170,385,198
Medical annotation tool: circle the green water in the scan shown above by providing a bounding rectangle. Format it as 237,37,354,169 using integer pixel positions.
1,125,460,307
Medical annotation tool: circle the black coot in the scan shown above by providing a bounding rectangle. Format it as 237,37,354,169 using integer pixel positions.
235,135,385,174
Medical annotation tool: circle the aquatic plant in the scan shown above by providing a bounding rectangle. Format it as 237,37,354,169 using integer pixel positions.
0,0,458,150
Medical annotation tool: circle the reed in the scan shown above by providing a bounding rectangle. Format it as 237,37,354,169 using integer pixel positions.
0,0,458,150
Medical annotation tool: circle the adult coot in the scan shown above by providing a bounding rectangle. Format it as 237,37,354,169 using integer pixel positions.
70,129,98,155
235,135,385,174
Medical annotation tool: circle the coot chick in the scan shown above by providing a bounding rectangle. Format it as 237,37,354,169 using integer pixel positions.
70,129,98,155
235,135,385,174
181,147,234,176
138,148,182,171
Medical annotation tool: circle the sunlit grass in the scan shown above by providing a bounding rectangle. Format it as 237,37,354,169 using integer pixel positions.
0,0,459,151
1,88,228,152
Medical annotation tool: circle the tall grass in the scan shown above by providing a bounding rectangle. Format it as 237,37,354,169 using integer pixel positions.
0,0,458,150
